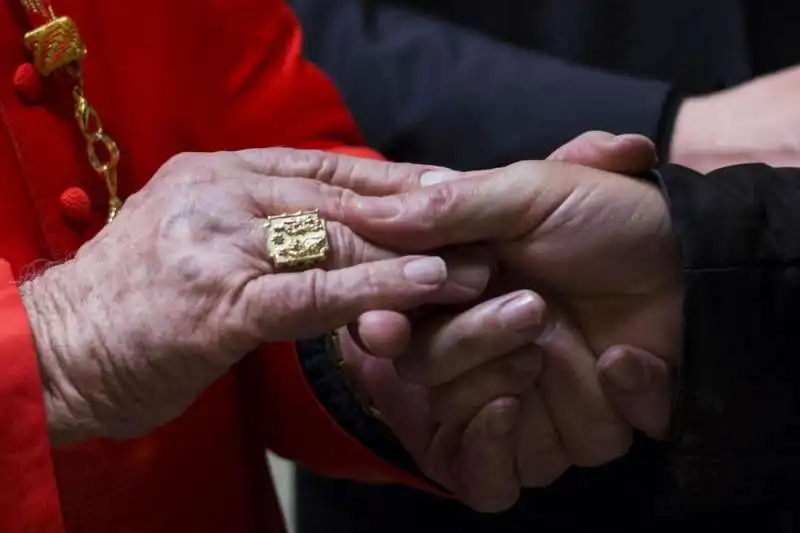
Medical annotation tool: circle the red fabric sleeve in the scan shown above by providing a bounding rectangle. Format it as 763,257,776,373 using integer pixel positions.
0,261,64,533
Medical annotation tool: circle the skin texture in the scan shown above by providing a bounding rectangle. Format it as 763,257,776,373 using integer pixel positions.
19,149,515,514
345,132,674,502
672,65,800,171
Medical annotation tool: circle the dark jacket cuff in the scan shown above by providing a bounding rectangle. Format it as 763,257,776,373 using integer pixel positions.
296,335,450,493
654,88,683,163
656,163,800,510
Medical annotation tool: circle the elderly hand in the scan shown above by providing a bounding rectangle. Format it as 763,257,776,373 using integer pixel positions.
343,132,673,507
20,149,488,446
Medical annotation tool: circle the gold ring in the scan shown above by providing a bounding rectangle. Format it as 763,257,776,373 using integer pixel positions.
264,210,330,270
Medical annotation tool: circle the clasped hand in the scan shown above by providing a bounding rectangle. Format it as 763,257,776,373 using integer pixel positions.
23,132,681,515
337,132,679,511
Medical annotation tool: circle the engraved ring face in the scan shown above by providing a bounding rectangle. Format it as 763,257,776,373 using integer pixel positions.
264,210,330,269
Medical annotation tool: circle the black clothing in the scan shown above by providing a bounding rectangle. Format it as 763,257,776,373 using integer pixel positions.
291,0,800,168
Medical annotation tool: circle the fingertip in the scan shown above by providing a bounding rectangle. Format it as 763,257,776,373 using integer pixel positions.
597,344,664,392
596,344,633,372
598,345,672,440
614,133,656,150
608,134,658,168
548,131,614,160
499,290,546,332
402,256,448,286
445,262,492,296
354,310,411,359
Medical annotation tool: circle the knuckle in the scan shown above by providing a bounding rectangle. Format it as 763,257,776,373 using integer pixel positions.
160,151,202,176
314,151,347,184
283,148,340,183
162,151,193,169
302,268,330,314
320,182,348,213
325,222,360,266
409,185,455,231
355,262,382,296
158,153,216,190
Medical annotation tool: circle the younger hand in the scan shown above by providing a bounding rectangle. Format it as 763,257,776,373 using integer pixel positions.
348,131,673,503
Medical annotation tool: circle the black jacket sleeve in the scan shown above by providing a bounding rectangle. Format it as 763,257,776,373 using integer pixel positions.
290,0,682,169
658,163,800,511
296,335,450,493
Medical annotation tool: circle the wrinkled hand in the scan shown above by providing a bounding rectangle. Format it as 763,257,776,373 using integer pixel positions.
672,65,800,171
20,149,485,445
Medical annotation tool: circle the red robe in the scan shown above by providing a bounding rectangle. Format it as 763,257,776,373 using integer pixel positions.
0,1,426,531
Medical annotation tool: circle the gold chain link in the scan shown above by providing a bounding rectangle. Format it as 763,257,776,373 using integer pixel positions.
71,68,123,222
21,0,123,223
20,0,55,19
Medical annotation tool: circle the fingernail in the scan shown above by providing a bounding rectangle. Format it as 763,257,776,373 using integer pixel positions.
448,263,491,293
420,169,459,186
614,133,648,144
355,197,401,219
499,292,541,331
605,355,649,392
403,257,447,285
487,399,520,437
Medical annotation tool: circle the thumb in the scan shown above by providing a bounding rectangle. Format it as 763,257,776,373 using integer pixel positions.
548,131,658,174
597,345,672,440
248,255,454,341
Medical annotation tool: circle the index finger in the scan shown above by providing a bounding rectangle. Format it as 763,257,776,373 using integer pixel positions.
341,161,569,252
235,147,443,195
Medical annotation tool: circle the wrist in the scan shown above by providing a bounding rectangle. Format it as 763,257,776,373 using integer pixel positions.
19,268,95,445
669,96,713,169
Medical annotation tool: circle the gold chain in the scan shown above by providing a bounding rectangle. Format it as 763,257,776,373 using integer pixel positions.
20,0,54,18
21,0,123,223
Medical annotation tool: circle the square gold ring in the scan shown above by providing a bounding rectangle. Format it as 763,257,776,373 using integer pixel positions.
264,210,330,270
